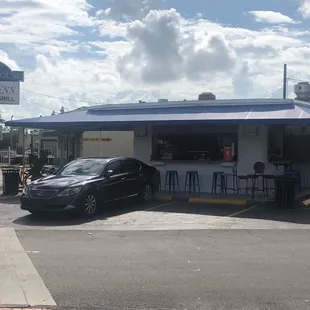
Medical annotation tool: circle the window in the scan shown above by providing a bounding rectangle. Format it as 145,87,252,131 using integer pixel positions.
151,131,238,162
106,160,122,176
58,159,108,176
121,160,141,173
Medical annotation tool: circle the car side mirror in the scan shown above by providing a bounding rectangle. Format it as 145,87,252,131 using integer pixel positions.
106,170,114,178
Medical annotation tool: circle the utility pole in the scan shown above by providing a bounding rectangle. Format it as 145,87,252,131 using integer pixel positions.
283,64,287,99
10,115,13,148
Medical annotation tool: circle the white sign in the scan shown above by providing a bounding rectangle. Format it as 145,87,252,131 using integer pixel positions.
0,81,20,105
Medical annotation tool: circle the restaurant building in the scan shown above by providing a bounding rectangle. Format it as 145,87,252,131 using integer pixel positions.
7,83,310,195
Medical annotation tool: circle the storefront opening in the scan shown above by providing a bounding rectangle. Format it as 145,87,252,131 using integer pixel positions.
151,125,238,162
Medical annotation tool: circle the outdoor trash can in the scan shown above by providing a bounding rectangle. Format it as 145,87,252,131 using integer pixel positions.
275,176,297,209
2,167,20,196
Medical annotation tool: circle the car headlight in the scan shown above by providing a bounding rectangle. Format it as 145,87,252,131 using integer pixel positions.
58,186,82,197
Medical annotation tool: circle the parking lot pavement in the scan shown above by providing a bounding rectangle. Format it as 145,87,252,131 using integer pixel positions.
101,201,250,228
1,198,246,230
17,229,310,310
2,197,310,230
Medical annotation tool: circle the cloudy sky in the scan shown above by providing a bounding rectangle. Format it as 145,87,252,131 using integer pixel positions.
1,0,310,120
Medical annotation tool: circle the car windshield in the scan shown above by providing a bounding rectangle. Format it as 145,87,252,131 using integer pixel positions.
57,159,108,176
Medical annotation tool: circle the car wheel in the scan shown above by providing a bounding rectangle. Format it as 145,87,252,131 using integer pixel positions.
141,184,153,202
81,192,98,217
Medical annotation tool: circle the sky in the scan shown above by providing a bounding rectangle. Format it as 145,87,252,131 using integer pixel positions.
1,0,310,120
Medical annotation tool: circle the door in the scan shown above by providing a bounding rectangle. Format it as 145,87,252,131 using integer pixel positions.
100,160,126,202
120,159,143,196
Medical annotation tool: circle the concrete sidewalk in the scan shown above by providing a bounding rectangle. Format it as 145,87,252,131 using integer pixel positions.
0,228,56,308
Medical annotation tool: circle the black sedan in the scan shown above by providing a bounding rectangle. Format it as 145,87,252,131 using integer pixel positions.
21,157,161,217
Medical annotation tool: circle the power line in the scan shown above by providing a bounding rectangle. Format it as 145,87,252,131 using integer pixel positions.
21,89,106,105
20,97,53,110
260,84,283,98
287,77,304,82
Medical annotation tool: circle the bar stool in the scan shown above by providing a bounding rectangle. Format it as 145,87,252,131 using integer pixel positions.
222,168,239,195
263,174,277,199
184,171,200,195
250,161,266,198
164,170,180,193
211,171,225,195
237,175,251,196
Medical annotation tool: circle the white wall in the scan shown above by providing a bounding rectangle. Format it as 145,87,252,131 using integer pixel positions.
133,124,271,193
133,125,153,164
237,125,272,175
82,131,134,158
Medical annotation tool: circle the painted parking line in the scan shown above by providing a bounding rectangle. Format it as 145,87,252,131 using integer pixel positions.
204,205,258,226
144,201,176,211
227,205,258,217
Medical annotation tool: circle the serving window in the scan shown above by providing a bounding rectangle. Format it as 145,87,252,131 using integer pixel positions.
151,125,238,161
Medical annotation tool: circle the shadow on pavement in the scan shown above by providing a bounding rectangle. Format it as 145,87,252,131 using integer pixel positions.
233,204,310,225
0,195,22,205
13,198,155,227
147,202,310,225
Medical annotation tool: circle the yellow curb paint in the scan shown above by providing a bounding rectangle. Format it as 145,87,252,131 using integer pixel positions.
155,195,172,202
188,197,247,206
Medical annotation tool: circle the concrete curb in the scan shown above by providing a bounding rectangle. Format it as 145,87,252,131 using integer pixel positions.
0,228,57,308
155,195,248,206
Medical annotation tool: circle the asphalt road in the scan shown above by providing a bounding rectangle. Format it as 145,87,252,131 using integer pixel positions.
3,197,310,309
18,229,310,310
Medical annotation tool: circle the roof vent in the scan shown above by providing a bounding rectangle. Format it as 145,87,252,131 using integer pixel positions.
294,82,310,102
198,92,216,100
158,99,168,103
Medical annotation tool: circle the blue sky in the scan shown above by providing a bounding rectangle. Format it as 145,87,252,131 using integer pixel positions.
0,0,310,119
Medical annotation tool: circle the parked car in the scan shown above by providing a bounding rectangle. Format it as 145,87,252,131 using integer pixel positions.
21,157,160,217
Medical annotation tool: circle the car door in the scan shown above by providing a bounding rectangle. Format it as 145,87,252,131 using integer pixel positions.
121,159,143,197
100,160,127,202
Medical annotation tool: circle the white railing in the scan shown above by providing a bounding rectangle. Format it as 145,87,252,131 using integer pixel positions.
0,148,17,164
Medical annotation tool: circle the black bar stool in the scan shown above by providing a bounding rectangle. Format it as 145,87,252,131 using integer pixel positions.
211,171,225,195
164,170,180,193
184,171,200,195
263,174,277,199
250,161,266,198
222,168,239,195
237,175,251,196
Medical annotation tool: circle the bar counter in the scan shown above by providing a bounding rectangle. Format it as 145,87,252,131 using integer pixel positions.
151,160,237,193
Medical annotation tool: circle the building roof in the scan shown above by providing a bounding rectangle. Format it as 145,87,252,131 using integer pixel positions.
6,98,310,130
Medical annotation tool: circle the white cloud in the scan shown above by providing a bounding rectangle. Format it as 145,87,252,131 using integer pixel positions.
0,50,20,70
117,9,237,83
248,11,297,24
232,62,254,98
0,0,95,48
95,19,130,38
2,1,310,121
183,33,237,81
96,0,164,21
299,0,310,19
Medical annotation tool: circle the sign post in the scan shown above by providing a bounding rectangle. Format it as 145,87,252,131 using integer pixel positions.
0,62,24,106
